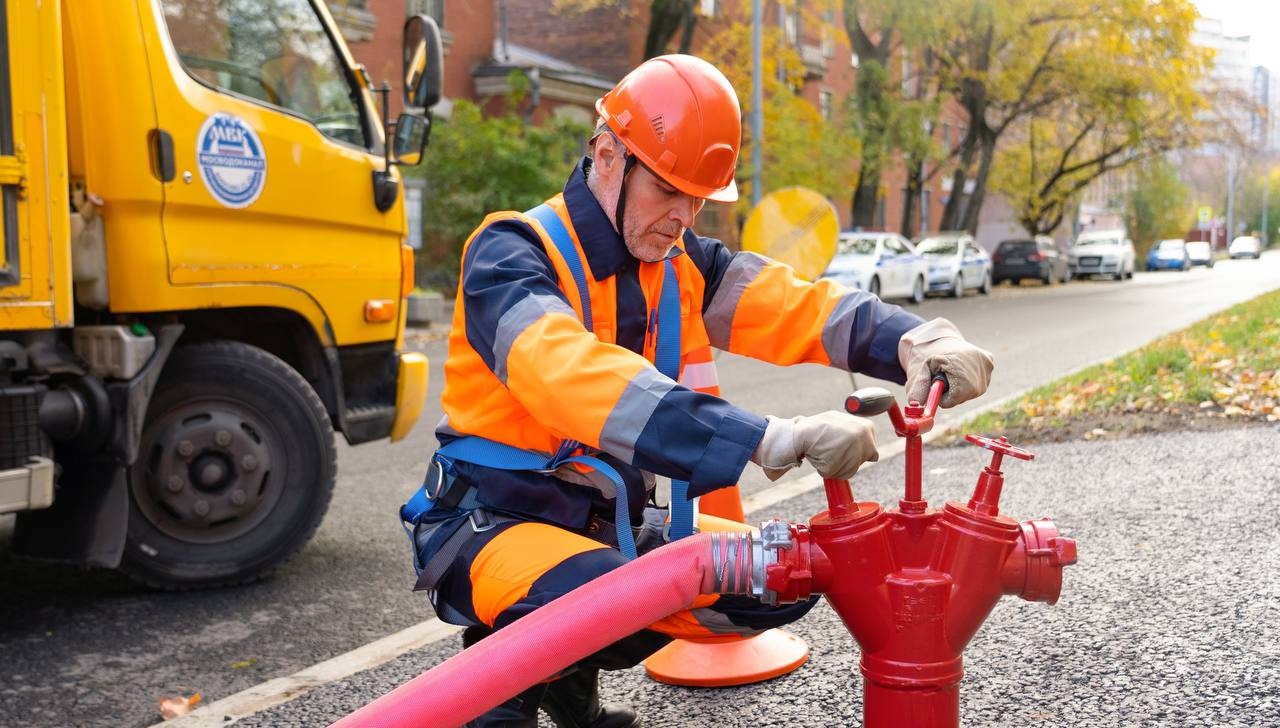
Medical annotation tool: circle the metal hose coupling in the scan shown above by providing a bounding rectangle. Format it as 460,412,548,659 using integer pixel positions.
707,520,816,605
708,530,755,595
753,518,820,606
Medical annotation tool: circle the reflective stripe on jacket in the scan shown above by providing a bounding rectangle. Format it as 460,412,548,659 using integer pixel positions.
438,159,924,530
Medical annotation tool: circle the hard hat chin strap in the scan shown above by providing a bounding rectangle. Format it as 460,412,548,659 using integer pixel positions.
615,152,638,239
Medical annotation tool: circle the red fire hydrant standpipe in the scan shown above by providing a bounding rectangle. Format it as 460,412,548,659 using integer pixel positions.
333,379,1075,727
765,378,1078,727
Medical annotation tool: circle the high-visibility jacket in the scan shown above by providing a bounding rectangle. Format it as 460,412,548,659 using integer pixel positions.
438,158,923,530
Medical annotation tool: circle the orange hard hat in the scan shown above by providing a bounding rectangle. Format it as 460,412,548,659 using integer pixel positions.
595,54,741,202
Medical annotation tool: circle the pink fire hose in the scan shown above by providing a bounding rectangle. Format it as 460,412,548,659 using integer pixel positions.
331,530,757,728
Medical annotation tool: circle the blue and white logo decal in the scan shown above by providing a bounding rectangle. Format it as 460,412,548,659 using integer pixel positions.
196,113,267,208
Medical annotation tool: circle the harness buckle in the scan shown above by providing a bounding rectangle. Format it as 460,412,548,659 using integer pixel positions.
424,460,447,500
469,509,495,533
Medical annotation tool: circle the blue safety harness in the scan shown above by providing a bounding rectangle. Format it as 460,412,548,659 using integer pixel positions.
400,204,696,564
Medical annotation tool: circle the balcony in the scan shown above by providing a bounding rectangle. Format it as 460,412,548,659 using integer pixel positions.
330,0,377,43
801,43,827,81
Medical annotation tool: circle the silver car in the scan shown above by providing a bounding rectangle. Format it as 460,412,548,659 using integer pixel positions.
915,231,992,297
1069,230,1135,280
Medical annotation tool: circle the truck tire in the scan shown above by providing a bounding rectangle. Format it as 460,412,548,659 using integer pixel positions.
121,340,336,589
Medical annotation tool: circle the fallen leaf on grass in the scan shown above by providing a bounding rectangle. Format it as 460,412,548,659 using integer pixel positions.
158,693,201,720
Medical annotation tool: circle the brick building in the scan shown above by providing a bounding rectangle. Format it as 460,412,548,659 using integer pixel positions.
338,1,960,249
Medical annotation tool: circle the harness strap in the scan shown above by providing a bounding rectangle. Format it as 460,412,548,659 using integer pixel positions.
414,519,479,593
527,204,593,332
656,259,695,541
434,437,638,560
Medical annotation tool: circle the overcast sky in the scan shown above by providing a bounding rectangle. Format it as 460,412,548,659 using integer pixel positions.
1196,0,1280,72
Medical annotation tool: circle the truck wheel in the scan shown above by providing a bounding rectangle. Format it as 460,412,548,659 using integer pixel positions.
121,341,336,589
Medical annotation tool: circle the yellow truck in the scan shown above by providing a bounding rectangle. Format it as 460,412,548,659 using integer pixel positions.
1,1,441,588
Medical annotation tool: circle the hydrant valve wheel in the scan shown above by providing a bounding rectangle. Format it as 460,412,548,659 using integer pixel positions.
964,434,1034,461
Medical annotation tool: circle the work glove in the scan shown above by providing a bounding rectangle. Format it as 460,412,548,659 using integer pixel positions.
898,318,994,408
750,411,878,482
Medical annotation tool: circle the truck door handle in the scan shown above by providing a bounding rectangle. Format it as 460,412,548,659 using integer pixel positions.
149,129,175,182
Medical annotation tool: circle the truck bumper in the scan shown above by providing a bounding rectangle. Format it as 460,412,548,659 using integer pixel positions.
0,457,55,515
389,352,429,442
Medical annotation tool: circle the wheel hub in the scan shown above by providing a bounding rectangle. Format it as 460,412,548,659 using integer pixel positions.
132,405,279,544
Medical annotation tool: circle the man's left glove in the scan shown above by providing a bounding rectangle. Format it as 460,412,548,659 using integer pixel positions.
898,317,994,408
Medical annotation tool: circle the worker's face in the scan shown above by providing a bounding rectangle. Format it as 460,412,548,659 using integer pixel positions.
592,133,705,262
620,165,706,262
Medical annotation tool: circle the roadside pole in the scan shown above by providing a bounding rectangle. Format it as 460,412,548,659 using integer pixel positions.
751,0,763,207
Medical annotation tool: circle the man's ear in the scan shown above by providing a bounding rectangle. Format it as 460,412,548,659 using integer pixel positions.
593,133,622,179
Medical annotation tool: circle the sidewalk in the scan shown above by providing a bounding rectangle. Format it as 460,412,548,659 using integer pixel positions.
235,424,1279,728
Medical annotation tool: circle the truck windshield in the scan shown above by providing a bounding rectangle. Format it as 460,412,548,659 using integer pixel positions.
161,0,368,148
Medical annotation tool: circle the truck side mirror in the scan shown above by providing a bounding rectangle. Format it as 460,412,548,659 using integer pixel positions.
403,15,443,112
393,114,430,166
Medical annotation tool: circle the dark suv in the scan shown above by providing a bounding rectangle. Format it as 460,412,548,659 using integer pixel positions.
992,236,1070,285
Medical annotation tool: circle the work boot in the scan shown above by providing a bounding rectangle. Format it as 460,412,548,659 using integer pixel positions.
541,668,641,728
463,683,547,728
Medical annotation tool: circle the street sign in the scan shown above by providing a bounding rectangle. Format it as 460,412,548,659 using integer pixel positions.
1197,206,1212,229
740,187,839,281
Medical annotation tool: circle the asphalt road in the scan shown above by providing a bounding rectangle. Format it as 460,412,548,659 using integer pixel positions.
0,252,1276,728
245,424,1280,728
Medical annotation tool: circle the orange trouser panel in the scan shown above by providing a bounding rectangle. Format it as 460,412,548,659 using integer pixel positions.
470,516,760,642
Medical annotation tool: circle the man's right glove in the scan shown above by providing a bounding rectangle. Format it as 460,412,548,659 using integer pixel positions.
898,317,995,408
750,411,878,482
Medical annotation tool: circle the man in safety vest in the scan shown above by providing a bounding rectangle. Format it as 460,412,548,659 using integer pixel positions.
407,55,994,727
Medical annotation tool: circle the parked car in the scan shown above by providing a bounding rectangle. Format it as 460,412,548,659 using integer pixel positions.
1068,230,1135,280
1228,235,1262,259
1146,239,1191,271
824,232,928,303
915,231,992,297
992,236,1069,285
1185,240,1214,268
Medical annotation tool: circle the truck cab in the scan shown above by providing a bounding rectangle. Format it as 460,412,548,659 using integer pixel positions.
1,1,442,588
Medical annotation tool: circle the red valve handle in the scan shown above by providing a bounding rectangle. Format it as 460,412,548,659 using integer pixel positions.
964,434,1035,461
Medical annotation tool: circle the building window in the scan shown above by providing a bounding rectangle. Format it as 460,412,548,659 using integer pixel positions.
821,9,836,58
819,90,833,121
781,6,798,46
408,0,444,26
697,0,720,18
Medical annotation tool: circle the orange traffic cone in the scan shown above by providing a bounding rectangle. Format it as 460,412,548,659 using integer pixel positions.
644,485,810,687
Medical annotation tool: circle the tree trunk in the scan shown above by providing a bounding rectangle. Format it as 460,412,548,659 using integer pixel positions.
852,165,881,229
900,160,923,237
960,131,997,233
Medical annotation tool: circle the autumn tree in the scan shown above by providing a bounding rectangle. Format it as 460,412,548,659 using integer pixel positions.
1124,157,1191,262
986,0,1205,237
842,0,939,230
699,21,858,220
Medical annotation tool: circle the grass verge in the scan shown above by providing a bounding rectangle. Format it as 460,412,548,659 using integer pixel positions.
940,289,1280,445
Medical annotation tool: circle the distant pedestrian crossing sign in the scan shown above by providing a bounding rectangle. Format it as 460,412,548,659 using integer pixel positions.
1197,206,1212,229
